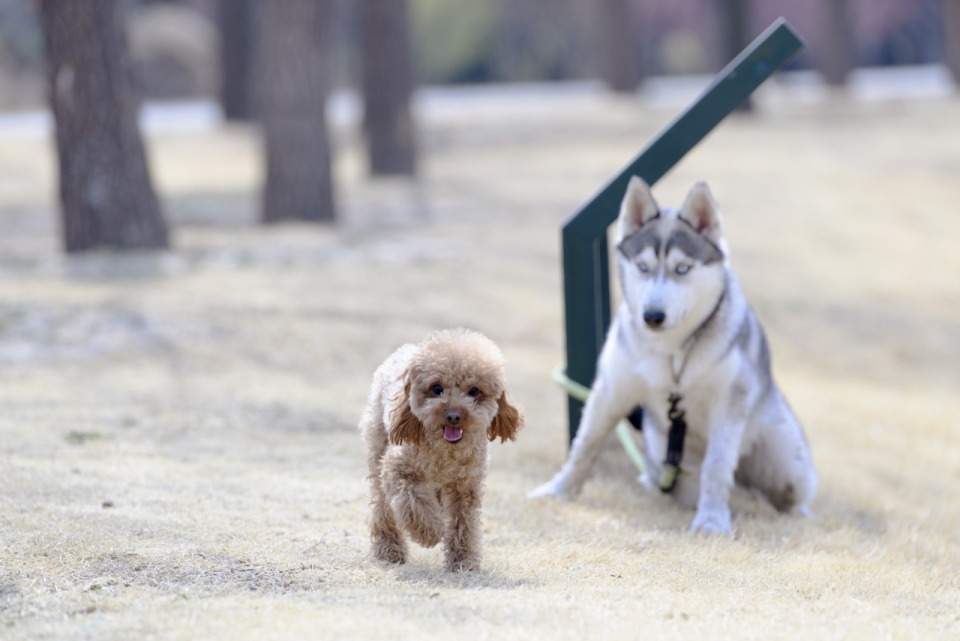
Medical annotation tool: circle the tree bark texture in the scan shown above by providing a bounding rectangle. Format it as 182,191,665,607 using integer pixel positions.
258,0,336,223
945,0,960,83
597,0,643,92
40,0,168,253
715,0,752,110
360,0,417,176
219,0,256,120
821,0,854,86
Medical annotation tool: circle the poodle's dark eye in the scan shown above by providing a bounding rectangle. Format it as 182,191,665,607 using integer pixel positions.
468,387,481,398
431,384,444,396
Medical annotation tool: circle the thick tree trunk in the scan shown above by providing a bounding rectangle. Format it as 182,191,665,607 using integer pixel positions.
945,0,960,83
360,0,417,176
39,0,168,253
219,0,256,120
715,0,752,110
258,0,336,223
821,0,854,86
597,0,643,92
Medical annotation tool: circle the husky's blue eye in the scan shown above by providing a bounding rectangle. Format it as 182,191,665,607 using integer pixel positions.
431,384,444,395
638,263,649,273
675,263,691,275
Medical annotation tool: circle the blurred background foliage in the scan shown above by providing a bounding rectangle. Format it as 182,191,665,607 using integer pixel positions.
411,0,597,83
0,0,950,112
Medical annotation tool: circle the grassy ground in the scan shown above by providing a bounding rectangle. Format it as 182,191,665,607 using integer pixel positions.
1,85,959,639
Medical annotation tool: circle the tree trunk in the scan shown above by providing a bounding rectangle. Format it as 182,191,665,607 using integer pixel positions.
945,0,960,83
258,0,336,223
360,0,417,176
715,0,752,110
219,0,256,120
821,0,854,86
597,0,642,92
39,0,168,253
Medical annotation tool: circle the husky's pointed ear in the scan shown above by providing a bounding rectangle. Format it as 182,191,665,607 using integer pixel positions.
488,391,524,443
680,181,724,245
389,374,425,446
617,176,659,241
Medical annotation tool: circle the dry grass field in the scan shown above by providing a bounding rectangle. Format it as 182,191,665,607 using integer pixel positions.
1,81,960,639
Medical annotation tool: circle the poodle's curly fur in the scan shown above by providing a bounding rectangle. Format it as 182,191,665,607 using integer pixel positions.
361,328,524,572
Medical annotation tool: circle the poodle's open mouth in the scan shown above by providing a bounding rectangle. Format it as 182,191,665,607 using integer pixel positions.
443,425,463,443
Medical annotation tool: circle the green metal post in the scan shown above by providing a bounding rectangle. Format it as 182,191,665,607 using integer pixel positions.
562,18,804,443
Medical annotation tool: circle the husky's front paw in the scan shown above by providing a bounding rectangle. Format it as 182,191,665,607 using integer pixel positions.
527,476,578,500
690,508,732,536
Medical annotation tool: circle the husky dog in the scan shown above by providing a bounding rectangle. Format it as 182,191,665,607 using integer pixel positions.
530,177,816,535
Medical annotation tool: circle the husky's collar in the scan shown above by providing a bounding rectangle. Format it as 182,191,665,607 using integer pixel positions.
681,280,728,356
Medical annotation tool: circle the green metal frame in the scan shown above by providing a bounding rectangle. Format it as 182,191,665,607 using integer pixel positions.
562,18,804,443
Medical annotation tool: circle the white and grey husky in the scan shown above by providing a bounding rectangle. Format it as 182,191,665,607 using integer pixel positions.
531,177,816,535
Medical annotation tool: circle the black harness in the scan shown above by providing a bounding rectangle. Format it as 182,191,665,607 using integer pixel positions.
626,395,687,493
660,394,687,493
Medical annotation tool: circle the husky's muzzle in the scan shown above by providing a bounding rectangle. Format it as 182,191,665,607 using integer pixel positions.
643,309,666,329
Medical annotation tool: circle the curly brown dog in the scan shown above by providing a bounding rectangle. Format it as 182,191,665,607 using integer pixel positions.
361,328,524,572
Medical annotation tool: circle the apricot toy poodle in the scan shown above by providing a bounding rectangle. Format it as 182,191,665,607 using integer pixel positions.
360,328,524,571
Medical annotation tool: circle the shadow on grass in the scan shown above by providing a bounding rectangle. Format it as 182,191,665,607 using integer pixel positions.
388,562,541,591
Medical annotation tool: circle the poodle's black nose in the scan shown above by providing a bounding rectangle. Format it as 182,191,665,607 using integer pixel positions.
445,410,462,426
643,309,666,328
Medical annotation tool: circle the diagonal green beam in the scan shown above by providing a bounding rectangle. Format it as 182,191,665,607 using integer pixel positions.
563,18,804,443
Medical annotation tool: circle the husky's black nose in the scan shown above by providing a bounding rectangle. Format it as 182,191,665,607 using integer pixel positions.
643,309,666,328
445,410,462,426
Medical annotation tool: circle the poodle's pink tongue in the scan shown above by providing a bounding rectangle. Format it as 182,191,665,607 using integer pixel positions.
443,425,463,443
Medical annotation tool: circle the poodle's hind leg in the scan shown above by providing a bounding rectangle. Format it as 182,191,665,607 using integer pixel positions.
441,483,483,572
381,455,444,549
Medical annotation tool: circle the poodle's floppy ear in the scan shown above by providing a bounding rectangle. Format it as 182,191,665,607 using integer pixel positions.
389,376,425,446
488,391,524,443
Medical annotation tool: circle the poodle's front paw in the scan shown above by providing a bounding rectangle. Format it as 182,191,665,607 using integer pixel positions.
690,507,732,536
445,555,481,573
390,492,444,548
372,538,408,565
407,523,443,548
527,475,578,500
400,511,443,548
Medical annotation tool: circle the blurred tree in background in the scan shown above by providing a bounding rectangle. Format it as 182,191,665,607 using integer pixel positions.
597,0,644,91
946,0,960,82
218,0,255,120
258,0,336,223
714,0,752,109
361,0,417,175
822,0,854,85
715,0,750,64
39,0,169,252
